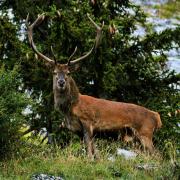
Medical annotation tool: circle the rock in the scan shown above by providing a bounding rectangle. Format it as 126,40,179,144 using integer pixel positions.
31,174,64,180
117,149,137,159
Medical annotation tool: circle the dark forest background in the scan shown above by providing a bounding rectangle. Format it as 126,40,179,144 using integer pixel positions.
0,0,179,158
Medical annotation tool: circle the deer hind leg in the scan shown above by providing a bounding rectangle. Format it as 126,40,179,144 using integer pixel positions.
136,130,154,153
140,135,154,153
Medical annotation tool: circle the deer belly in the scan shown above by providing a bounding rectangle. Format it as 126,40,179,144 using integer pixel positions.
81,106,131,131
94,115,131,131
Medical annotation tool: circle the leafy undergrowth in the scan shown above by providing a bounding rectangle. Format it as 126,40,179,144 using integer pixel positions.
0,140,179,180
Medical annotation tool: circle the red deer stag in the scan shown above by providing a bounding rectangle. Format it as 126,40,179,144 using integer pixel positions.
26,13,162,159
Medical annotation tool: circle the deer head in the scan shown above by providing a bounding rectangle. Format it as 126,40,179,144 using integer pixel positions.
26,13,103,93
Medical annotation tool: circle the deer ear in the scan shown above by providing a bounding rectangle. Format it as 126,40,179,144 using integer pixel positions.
69,63,80,72
45,61,55,69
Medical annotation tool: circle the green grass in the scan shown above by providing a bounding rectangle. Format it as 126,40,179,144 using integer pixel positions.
0,140,179,180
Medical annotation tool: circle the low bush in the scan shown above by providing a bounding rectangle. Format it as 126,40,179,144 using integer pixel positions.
0,65,31,158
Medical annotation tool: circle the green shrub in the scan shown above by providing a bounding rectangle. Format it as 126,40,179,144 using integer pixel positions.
0,65,30,158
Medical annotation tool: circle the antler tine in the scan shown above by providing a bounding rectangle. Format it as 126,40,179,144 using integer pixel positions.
26,13,55,64
67,46,78,65
87,14,104,49
51,46,57,64
25,13,30,27
68,46,94,65
69,14,103,65
87,13,101,30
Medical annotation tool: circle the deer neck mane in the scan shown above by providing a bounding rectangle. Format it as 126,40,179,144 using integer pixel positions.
54,76,79,114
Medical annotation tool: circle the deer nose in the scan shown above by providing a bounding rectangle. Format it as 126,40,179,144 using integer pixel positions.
58,79,65,87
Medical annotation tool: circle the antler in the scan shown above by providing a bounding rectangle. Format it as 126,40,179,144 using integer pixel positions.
26,13,103,66
26,13,55,65
87,14,104,49
68,14,104,65
51,46,57,64
67,46,78,65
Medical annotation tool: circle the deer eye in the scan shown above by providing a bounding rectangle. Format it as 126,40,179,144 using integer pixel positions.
67,71,70,75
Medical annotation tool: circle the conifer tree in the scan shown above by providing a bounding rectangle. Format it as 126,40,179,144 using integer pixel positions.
0,0,179,149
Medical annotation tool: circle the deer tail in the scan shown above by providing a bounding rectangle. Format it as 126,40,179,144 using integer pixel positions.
155,112,162,129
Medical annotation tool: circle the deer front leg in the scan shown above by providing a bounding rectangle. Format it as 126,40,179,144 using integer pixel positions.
82,123,94,160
